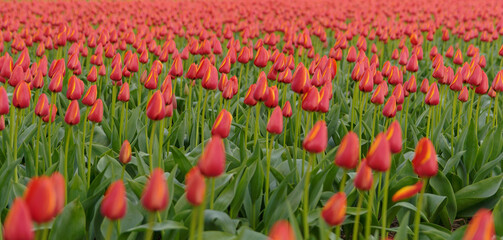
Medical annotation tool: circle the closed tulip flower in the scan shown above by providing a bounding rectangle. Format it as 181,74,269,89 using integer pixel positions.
87,65,98,82
43,104,57,123
8,65,24,87
141,168,168,212
3,198,34,240
386,120,402,153
458,86,469,102
35,93,50,117
66,76,83,100
334,131,359,169
101,180,127,220
291,63,310,94
412,138,438,177
463,209,495,240
119,140,132,164
366,132,391,172
211,109,232,138
0,86,10,115
24,176,57,223
282,101,292,117
253,72,269,101
64,100,80,125
302,86,320,112
13,81,31,109
392,180,423,202
87,99,103,123
264,86,279,108
303,120,327,153
49,71,64,93
354,159,373,191
321,192,347,226
382,95,397,118
198,136,226,177
244,84,258,106
82,85,97,106
0,115,5,131
185,167,206,206
424,82,439,106
254,46,269,68
146,91,166,120
267,106,283,134
269,220,296,240
118,82,130,102
420,78,429,93
50,172,65,216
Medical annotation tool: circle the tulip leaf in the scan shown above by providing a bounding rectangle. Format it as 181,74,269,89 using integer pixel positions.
124,220,186,232
463,121,478,175
430,171,457,224
49,200,86,240
455,175,503,213
203,210,238,234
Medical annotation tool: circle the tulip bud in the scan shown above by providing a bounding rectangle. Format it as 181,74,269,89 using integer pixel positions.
8,65,24,87
3,198,34,240
13,81,31,109
43,104,57,123
101,180,127,220
50,172,65,216
146,91,166,120
66,75,83,100
64,100,80,125
302,86,320,112
35,93,50,117
119,140,132,164
185,167,206,206
87,99,103,123
267,106,283,134
366,132,391,172
268,220,296,240
386,120,402,154
0,86,10,115
291,63,310,94
24,176,57,223
412,138,438,177
202,66,218,90
321,192,346,226
334,131,359,169
0,115,5,131
354,160,373,191
282,101,292,118
198,136,226,177
303,121,327,153
118,82,130,102
463,209,495,240
254,46,269,68
392,180,423,202
141,168,168,212
253,72,269,101
382,95,397,118
211,109,232,138
424,82,440,106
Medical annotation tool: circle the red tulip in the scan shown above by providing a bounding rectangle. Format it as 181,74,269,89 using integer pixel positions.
392,180,423,202
198,136,226,177
66,75,83,100
458,86,469,102
101,180,127,220
254,72,269,101
118,82,130,102
49,71,64,93
202,66,218,90
291,63,310,94
24,176,57,223
303,120,327,153
185,167,206,206
264,86,279,108
50,172,65,216
269,220,296,240
87,99,103,123
3,198,34,240
254,46,269,68
321,192,346,226
382,95,397,118
386,120,402,154
64,100,80,125
43,104,57,123
211,109,232,138
12,81,31,109
282,101,292,118
141,168,168,212
267,106,283,134
424,82,439,106
354,159,373,191
82,85,97,106
406,54,418,72
302,86,320,112
146,91,166,120
0,86,10,115
119,140,132,164
244,84,258,106
169,55,183,77
0,115,4,131
463,209,495,240
334,131,359,169
8,65,24,87
366,132,391,172
35,93,50,117
412,138,438,177
420,78,429,93
492,71,503,92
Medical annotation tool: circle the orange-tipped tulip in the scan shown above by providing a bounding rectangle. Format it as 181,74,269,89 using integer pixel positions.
141,168,168,212
35,93,50,117
321,192,347,226
424,82,439,106
185,167,206,206
244,84,258,106
3,198,34,240
24,176,57,223
12,81,31,109
198,136,226,177
267,106,283,134
119,140,132,164
268,220,296,240
463,209,495,240
211,109,232,138
87,99,103,123
366,132,391,172
0,86,9,115
392,180,423,202
146,91,166,121
282,101,292,118
291,63,310,94
354,159,373,191
382,95,397,118
303,120,327,153
64,100,80,125
66,75,83,100
458,86,469,102
412,138,438,177
101,180,127,220
386,120,402,154
302,86,320,112
82,85,97,106
50,172,65,216
334,131,359,169
118,82,130,102
43,104,57,123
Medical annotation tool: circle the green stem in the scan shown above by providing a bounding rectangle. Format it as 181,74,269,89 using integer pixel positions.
148,121,157,172
467,88,476,128
87,123,96,188
110,84,117,140
34,118,42,176
253,103,261,148
244,108,251,149
201,90,209,149
236,64,244,119
209,178,216,210
119,103,125,142
451,99,457,155
265,133,274,205
145,212,156,240
413,178,428,240
475,95,481,134
47,92,56,166
352,191,364,240
303,153,315,240
404,94,411,142
494,94,499,127
340,169,348,192
426,107,433,138
64,125,72,203
380,170,390,240
359,92,366,157
158,117,165,168
196,199,206,240
105,220,114,240
365,176,376,239
371,104,378,141
189,206,199,240
350,85,359,131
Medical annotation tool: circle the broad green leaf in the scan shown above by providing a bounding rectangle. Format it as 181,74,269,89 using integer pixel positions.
49,200,86,240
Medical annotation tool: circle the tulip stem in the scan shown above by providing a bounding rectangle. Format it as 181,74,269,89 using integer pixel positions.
457,101,463,140
365,176,376,239
81,108,90,179
451,99,457,154
244,108,251,148
467,88,476,128
145,212,156,240
209,178,216,210
47,92,56,166
475,95,481,134
371,105,378,141
265,133,274,205
404,93,411,142
34,117,42,176
148,121,157,172
413,178,428,240
253,103,261,148
352,191,364,240
302,153,315,240
189,206,198,240
201,91,209,149
158,117,165,168
294,95,301,174
87,123,96,188
359,92,366,158
236,64,244,119
119,103,125,142
340,169,348,192
380,170,390,240
494,94,499,127
110,84,117,140
350,85,358,131
105,219,114,240
426,107,433,138
64,125,72,203
195,85,203,147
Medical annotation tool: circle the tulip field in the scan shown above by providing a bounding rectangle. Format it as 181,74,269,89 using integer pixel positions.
1,0,503,239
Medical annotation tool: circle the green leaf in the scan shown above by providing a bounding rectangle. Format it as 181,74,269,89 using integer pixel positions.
455,175,503,213
493,197,503,236
49,200,86,240
124,220,186,232
463,121,478,173
203,210,238,234
430,171,457,225
396,212,410,240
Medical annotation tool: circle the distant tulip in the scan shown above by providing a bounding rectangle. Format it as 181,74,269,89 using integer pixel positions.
64,100,80,125
412,138,438,177
202,66,218,90
269,220,296,240
354,160,373,191
0,86,10,115
198,136,226,177
118,82,130,102
334,131,359,169
185,167,206,206
321,192,347,226
382,95,397,118
366,132,391,172
244,84,258,106
24,176,57,223
291,63,310,94
265,86,279,108
101,180,127,220
66,76,83,100
424,82,439,106
254,46,269,68
3,198,34,240
463,209,495,240
8,65,24,87
87,99,103,123
119,140,132,164
267,106,283,134
303,121,327,153
82,85,97,106
49,71,64,93
141,168,168,212
282,101,292,117
392,180,423,202
253,72,269,101
420,78,429,93
302,86,320,112
386,120,402,153
146,91,166,120
211,109,232,138
12,81,31,109
35,93,50,117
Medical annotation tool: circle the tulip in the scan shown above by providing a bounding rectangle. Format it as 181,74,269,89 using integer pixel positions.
50,172,65,216
3,198,34,240
66,75,83,100
185,167,206,206
211,109,232,138
366,132,391,172
458,86,469,102
198,136,225,178
334,131,359,170
101,180,127,220
82,85,97,106
87,65,98,82
141,168,168,212
424,82,439,106
254,46,269,68
88,99,103,123
253,72,269,101
43,104,57,123
0,86,10,115
267,106,283,135
244,84,258,106
49,71,64,93
24,176,57,223
282,101,292,117
392,180,423,202
354,160,373,191
382,95,397,118
0,115,4,131
420,78,429,93
386,120,402,153
13,81,31,109
321,192,346,226
463,209,495,240
64,100,80,125
146,91,166,120
303,120,327,154
291,63,310,94
412,138,438,177
269,220,296,240
119,140,132,165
